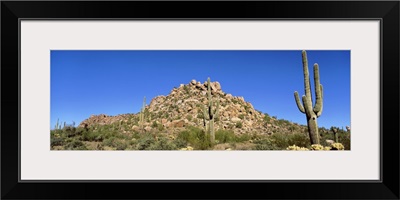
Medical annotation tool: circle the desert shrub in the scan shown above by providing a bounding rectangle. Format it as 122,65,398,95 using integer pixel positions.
215,130,250,143
287,133,310,148
173,138,188,149
264,115,270,122
177,126,211,150
64,139,87,150
152,121,158,128
103,137,128,150
235,122,243,128
338,133,350,150
82,130,104,142
268,133,310,149
51,137,64,147
135,134,157,150
57,125,79,138
147,137,177,150
237,134,252,142
253,139,280,150
215,129,236,143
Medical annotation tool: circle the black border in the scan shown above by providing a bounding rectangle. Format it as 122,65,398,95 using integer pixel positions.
2,1,399,199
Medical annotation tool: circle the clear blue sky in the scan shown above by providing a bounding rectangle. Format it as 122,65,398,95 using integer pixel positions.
51,50,350,130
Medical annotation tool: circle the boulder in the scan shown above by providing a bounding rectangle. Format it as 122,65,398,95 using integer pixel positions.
231,117,241,123
210,82,217,91
144,126,152,132
169,120,185,128
326,140,335,145
215,81,221,90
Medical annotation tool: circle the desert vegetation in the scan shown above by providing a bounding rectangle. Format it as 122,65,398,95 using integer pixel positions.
51,50,350,151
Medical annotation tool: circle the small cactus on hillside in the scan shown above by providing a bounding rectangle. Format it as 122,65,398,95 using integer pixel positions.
294,50,324,145
139,96,146,133
331,127,339,143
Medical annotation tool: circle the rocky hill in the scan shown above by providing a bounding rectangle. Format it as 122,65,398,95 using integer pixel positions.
78,79,307,136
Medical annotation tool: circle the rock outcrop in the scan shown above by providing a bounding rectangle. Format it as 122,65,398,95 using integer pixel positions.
79,79,304,135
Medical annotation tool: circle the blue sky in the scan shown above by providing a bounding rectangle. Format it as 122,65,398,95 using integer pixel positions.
51,50,350,130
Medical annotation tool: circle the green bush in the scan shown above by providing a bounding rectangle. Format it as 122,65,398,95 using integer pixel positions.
103,137,129,150
236,122,243,128
147,137,177,150
215,129,236,143
253,139,279,150
152,121,158,128
173,138,188,149
82,130,103,142
268,133,310,149
135,135,157,150
287,133,310,148
338,132,351,150
176,126,211,150
51,137,64,147
64,139,87,150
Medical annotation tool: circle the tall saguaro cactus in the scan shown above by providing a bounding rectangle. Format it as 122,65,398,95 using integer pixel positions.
202,77,220,144
294,50,324,145
139,96,146,133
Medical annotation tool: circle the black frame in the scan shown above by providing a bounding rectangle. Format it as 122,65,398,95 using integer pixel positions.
2,1,399,199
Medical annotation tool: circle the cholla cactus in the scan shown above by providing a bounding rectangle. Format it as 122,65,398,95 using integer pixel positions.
310,144,325,150
286,145,310,151
331,143,345,150
180,146,194,151
324,146,332,150
294,50,323,145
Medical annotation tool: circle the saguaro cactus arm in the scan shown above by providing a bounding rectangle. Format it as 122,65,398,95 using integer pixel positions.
313,63,323,114
302,50,312,101
202,105,209,120
302,95,314,117
215,100,220,119
294,91,305,113
316,84,323,117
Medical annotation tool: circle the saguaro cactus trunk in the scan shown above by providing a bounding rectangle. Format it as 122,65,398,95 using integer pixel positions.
139,96,146,133
294,50,324,145
202,77,219,144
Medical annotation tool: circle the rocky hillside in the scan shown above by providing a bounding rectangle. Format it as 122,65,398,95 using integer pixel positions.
79,79,307,135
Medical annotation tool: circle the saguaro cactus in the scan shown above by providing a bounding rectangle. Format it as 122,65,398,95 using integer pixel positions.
294,50,324,145
331,127,338,143
202,77,220,144
139,96,146,133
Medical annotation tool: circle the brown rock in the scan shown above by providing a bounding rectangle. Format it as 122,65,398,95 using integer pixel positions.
144,126,152,132
169,120,185,128
231,117,241,123
215,82,221,90
210,82,217,91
